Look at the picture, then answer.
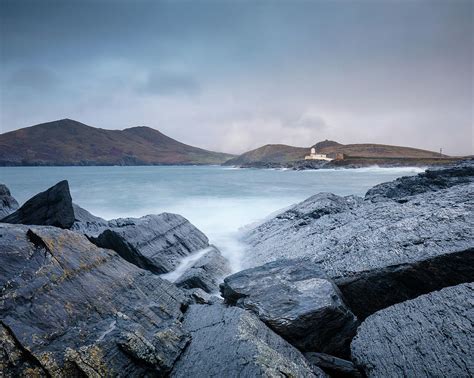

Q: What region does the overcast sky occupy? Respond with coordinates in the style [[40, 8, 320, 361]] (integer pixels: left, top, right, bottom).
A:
[[0, 0, 472, 155]]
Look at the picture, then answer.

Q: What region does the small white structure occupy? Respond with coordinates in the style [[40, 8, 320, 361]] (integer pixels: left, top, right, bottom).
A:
[[305, 148, 333, 161]]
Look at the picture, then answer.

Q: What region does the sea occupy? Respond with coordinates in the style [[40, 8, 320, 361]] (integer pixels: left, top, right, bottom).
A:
[[0, 165, 424, 272]]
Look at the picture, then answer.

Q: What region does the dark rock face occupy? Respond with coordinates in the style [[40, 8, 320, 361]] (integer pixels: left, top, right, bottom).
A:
[[0, 223, 188, 376], [304, 352, 362, 378], [351, 283, 474, 377], [1, 180, 75, 228], [174, 247, 231, 293], [71, 203, 110, 236], [220, 260, 358, 356], [365, 159, 474, 202], [171, 304, 326, 377], [243, 162, 474, 318], [0, 184, 19, 218], [90, 213, 210, 274]]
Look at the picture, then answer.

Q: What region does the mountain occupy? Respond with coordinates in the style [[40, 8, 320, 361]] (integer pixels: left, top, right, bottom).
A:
[[224, 139, 450, 167], [0, 119, 234, 166]]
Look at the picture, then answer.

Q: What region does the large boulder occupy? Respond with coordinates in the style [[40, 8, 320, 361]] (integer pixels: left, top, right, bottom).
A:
[[304, 352, 363, 378], [351, 283, 474, 377], [0, 223, 188, 376], [220, 260, 358, 357], [1, 180, 75, 228], [0, 183, 19, 218], [70, 203, 110, 236], [90, 213, 210, 274], [170, 304, 326, 377], [172, 247, 231, 293], [243, 162, 474, 318]]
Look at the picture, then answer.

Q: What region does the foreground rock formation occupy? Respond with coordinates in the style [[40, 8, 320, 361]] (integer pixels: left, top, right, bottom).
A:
[[0, 184, 18, 218]]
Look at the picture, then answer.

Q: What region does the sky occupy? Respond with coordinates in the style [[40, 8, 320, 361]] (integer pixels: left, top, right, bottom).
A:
[[0, 0, 472, 155]]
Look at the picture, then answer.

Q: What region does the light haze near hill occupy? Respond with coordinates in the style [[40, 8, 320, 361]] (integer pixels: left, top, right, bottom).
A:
[[0, 0, 472, 155]]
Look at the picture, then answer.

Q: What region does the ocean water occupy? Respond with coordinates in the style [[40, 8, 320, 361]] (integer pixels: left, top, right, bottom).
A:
[[0, 165, 423, 271]]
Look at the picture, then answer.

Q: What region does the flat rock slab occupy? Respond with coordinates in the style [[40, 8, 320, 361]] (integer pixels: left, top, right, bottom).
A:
[[351, 283, 474, 377], [304, 352, 362, 378], [1, 180, 74, 228], [174, 247, 231, 293], [171, 304, 326, 377], [90, 213, 210, 274], [0, 223, 188, 376], [221, 260, 358, 357], [0, 183, 19, 218]]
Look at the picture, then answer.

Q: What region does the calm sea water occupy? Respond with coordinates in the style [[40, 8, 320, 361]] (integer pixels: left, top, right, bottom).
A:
[[0, 165, 423, 271]]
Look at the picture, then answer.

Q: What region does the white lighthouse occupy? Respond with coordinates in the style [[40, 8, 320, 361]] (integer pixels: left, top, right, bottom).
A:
[[305, 147, 332, 161]]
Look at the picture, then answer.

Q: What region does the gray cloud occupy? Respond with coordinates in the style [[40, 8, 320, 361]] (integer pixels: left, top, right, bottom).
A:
[[138, 71, 200, 97]]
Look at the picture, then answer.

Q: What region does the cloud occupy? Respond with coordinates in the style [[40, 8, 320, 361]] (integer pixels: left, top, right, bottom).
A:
[[138, 70, 201, 97], [6, 67, 60, 92]]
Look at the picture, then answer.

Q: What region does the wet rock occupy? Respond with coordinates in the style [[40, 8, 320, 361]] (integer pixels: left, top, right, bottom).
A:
[[1, 180, 75, 228], [304, 352, 362, 378], [0, 183, 19, 218], [175, 247, 231, 293], [70, 203, 109, 236], [220, 260, 358, 357], [351, 283, 474, 377], [244, 162, 474, 318], [365, 159, 474, 202], [90, 213, 210, 274], [171, 304, 326, 377], [0, 223, 188, 376]]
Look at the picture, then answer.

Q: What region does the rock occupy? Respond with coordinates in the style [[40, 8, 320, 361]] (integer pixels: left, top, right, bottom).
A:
[[0, 223, 188, 376], [220, 260, 358, 357], [243, 162, 474, 318], [304, 352, 362, 378], [90, 213, 210, 274], [0, 183, 19, 218], [174, 247, 231, 293], [1, 180, 75, 228], [171, 304, 326, 377], [351, 283, 474, 377], [365, 159, 474, 202], [70, 203, 109, 236]]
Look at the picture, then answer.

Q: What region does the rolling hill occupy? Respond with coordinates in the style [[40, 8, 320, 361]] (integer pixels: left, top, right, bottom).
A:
[[0, 119, 234, 166]]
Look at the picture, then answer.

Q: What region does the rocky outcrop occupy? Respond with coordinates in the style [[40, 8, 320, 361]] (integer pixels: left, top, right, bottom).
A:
[[221, 260, 358, 357], [0, 223, 188, 376], [304, 352, 362, 378], [71, 203, 110, 236], [170, 304, 326, 377], [0, 184, 19, 218], [174, 247, 231, 293], [351, 283, 474, 377], [243, 162, 474, 318], [90, 213, 210, 274], [1, 180, 75, 228], [365, 159, 474, 202]]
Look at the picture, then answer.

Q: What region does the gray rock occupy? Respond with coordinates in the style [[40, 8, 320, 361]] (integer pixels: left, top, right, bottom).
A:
[[1, 180, 75, 228], [351, 283, 474, 377], [243, 162, 474, 318], [0, 183, 19, 218], [90, 213, 210, 274], [175, 247, 231, 293], [304, 352, 362, 378], [171, 304, 326, 377], [365, 159, 474, 202], [220, 260, 358, 357], [70, 203, 110, 236], [0, 223, 188, 376]]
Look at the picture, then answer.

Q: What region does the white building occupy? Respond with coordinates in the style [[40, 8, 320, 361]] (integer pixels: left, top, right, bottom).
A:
[[305, 147, 333, 161]]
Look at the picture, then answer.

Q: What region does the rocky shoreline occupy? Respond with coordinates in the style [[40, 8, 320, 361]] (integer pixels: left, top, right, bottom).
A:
[[1, 160, 473, 377]]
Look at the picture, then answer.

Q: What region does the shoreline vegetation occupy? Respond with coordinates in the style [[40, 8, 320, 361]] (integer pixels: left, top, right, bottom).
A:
[[0, 119, 469, 168], [0, 159, 472, 376]]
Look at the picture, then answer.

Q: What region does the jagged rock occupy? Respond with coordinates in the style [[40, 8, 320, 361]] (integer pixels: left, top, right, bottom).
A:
[[366, 159, 474, 202], [90, 213, 210, 274], [174, 247, 231, 293], [220, 260, 358, 357], [1, 180, 75, 228], [70, 203, 109, 236], [171, 304, 326, 377], [243, 162, 474, 318], [0, 223, 188, 376], [351, 283, 474, 377], [0, 184, 19, 218], [304, 352, 362, 378]]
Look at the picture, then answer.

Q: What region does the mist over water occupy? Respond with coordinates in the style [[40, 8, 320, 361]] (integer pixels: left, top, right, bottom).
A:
[[0, 165, 423, 272]]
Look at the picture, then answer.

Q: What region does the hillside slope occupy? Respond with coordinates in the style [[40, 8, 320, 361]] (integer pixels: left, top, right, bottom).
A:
[[0, 119, 234, 166]]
